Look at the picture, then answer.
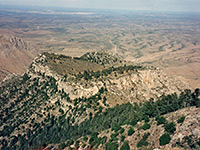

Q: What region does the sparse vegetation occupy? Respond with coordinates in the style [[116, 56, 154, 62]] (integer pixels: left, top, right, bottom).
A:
[[165, 122, 176, 134], [120, 141, 130, 150], [137, 133, 150, 148], [74, 64, 143, 80], [43, 52, 143, 82], [105, 141, 118, 150], [177, 116, 185, 124], [127, 127, 134, 136], [156, 116, 166, 125]]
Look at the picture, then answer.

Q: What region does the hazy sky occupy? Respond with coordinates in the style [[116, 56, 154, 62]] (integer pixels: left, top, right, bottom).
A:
[[1, 0, 200, 12]]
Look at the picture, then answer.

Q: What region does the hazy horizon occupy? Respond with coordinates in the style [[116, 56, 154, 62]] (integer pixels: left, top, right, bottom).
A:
[[0, 0, 200, 13]]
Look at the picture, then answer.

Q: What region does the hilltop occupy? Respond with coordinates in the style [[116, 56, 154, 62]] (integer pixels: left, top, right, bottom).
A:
[[0, 52, 199, 150], [28, 52, 190, 102]]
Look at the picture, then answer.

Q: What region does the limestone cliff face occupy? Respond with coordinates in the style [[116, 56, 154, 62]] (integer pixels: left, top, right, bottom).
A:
[[106, 69, 190, 103], [28, 53, 190, 104], [28, 54, 104, 100]]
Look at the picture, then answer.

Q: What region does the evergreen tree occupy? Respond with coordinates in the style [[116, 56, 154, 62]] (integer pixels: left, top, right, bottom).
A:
[[120, 141, 130, 150]]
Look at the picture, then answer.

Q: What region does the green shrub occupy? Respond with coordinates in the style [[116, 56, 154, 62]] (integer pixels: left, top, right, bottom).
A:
[[66, 140, 74, 146], [142, 123, 150, 130], [143, 115, 150, 123], [128, 127, 134, 136], [177, 116, 185, 124], [182, 135, 200, 149], [121, 135, 125, 142], [130, 119, 137, 126], [156, 116, 166, 125], [165, 122, 176, 134], [112, 124, 121, 132], [101, 136, 107, 144], [111, 132, 119, 141], [160, 133, 171, 145], [83, 136, 88, 142], [58, 142, 66, 149], [75, 140, 80, 148], [120, 128, 125, 134], [137, 132, 150, 148], [105, 141, 118, 150], [59, 108, 64, 114], [89, 132, 98, 145], [120, 141, 130, 150]]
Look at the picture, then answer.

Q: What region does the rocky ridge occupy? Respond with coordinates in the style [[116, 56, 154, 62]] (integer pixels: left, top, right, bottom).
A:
[[0, 35, 38, 81], [28, 52, 190, 104]]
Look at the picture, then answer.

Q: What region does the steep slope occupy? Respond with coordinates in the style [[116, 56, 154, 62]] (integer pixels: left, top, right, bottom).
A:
[[71, 106, 200, 150], [0, 52, 198, 150], [0, 35, 38, 81]]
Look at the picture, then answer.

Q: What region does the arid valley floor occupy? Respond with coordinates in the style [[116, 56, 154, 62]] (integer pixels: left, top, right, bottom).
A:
[[0, 7, 200, 88]]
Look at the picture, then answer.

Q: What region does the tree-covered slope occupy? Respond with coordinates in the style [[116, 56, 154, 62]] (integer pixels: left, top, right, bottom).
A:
[[0, 52, 199, 150]]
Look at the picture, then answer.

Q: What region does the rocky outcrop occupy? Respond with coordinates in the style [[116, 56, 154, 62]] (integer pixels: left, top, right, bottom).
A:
[[0, 35, 34, 51], [28, 53, 190, 103], [106, 69, 190, 103], [28, 54, 103, 100], [0, 35, 38, 81]]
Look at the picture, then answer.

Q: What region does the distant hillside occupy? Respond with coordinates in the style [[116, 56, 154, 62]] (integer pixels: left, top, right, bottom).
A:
[[0, 52, 199, 150], [0, 35, 38, 81]]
